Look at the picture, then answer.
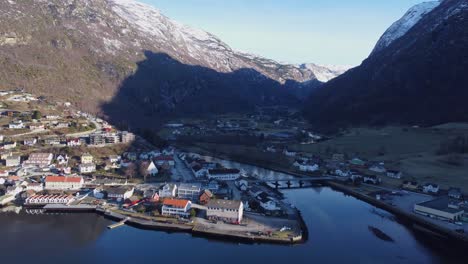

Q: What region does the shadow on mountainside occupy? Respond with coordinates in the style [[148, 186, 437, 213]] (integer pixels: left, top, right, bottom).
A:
[[100, 51, 315, 137]]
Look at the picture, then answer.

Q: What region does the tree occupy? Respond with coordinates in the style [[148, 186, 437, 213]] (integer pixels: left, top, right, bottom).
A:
[[124, 163, 137, 179], [32, 110, 42, 120], [139, 161, 150, 182]]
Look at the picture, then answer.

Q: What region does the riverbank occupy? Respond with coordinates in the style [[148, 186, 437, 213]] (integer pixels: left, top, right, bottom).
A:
[[328, 182, 468, 244]]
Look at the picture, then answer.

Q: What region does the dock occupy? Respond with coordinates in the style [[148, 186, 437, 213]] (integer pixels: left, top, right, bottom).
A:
[[108, 217, 130, 229]]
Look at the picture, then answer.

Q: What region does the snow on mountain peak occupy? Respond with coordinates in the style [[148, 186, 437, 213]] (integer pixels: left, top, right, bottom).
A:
[[372, 1, 441, 54], [299, 63, 352, 82]]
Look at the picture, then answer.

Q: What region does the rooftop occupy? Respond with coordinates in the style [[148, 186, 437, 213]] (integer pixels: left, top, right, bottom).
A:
[[163, 198, 190, 208], [45, 176, 83, 183], [207, 199, 242, 210], [416, 196, 464, 214]]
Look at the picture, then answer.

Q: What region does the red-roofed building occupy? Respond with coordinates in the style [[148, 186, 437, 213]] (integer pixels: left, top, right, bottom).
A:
[[161, 198, 191, 217], [45, 176, 84, 190]]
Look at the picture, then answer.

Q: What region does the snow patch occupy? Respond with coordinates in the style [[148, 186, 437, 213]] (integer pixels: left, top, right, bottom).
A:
[[372, 1, 441, 54]]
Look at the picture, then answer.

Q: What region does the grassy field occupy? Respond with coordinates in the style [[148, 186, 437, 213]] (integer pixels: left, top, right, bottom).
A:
[[290, 125, 468, 190]]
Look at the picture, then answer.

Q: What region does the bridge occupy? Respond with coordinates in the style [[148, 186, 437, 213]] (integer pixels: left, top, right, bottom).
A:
[[245, 176, 336, 184]]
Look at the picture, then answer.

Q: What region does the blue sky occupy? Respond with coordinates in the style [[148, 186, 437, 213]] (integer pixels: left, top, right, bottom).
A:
[[140, 0, 423, 66]]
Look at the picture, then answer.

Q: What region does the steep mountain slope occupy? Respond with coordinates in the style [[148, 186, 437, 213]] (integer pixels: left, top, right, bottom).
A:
[[304, 0, 468, 129], [0, 0, 345, 123], [298, 63, 352, 82], [372, 0, 441, 54]]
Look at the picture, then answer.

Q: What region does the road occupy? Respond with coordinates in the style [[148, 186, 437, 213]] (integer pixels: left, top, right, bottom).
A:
[[171, 155, 195, 182]]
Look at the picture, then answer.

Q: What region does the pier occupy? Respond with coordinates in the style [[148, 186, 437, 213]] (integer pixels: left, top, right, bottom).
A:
[[108, 217, 130, 229]]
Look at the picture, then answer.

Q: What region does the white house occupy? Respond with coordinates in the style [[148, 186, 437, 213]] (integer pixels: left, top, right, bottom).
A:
[[44, 176, 84, 190], [5, 155, 21, 167], [177, 183, 202, 201], [55, 154, 69, 165], [24, 153, 53, 167], [161, 199, 191, 218], [386, 170, 402, 179], [145, 161, 159, 176], [207, 169, 240, 181], [369, 164, 386, 173], [206, 199, 243, 223], [294, 161, 319, 172], [334, 169, 350, 177], [8, 121, 24, 129], [106, 186, 134, 202], [67, 138, 81, 147], [423, 183, 440, 194], [79, 163, 96, 174], [283, 149, 297, 157], [159, 183, 177, 198], [363, 175, 381, 185]]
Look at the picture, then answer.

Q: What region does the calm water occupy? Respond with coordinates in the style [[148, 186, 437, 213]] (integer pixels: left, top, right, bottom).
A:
[[0, 187, 462, 264]]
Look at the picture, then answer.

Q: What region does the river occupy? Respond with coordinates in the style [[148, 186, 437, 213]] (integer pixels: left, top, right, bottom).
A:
[[0, 186, 462, 264]]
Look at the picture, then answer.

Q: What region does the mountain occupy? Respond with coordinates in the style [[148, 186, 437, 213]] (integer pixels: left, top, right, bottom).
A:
[[298, 63, 352, 82], [304, 0, 468, 130], [0, 0, 346, 126], [372, 0, 441, 54]]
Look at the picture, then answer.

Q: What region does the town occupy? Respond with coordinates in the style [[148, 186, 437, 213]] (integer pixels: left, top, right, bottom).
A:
[[0, 89, 467, 244]]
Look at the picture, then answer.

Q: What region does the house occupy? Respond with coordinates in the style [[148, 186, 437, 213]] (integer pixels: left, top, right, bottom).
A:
[[350, 158, 366, 167], [81, 153, 94, 164], [161, 199, 191, 218], [293, 161, 319, 172], [79, 163, 96, 174], [24, 153, 53, 167], [120, 131, 135, 144], [207, 169, 240, 181], [55, 122, 69, 128], [177, 183, 202, 201], [159, 183, 177, 198], [29, 124, 45, 131], [386, 170, 402, 179], [369, 163, 386, 173], [25, 194, 75, 205], [143, 161, 159, 176], [259, 196, 280, 211], [192, 164, 206, 178], [45, 115, 60, 120], [5, 155, 21, 167], [67, 138, 81, 147], [55, 154, 69, 165], [106, 186, 135, 202], [0, 170, 8, 177], [8, 120, 24, 129], [236, 179, 249, 191], [334, 169, 350, 177], [423, 183, 440, 194], [283, 149, 297, 157], [266, 146, 277, 153], [44, 176, 84, 190], [448, 187, 463, 200], [206, 199, 243, 223], [199, 189, 214, 205], [44, 137, 62, 145], [23, 138, 37, 146], [363, 175, 381, 185], [414, 197, 464, 221], [109, 155, 121, 164], [26, 182, 44, 192], [2, 141, 17, 150], [402, 181, 419, 190], [0, 151, 12, 160], [154, 155, 175, 167]]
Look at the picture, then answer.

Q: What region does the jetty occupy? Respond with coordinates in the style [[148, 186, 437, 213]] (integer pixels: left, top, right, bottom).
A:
[[108, 217, 130, 229]]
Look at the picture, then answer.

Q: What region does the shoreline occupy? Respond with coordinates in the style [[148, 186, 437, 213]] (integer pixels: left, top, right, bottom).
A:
[[327, 181, 468, 244], [95, 207, 304, 245]]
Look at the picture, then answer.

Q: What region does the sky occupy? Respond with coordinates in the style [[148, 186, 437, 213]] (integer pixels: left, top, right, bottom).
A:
[[140, 0, 425, 66]]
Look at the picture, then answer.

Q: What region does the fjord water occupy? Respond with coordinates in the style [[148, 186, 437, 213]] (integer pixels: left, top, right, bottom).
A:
[[1, 187, 460, 264]]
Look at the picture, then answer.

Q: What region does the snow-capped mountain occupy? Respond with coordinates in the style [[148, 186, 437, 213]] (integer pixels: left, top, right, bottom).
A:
[[0, 0, 348, 130], [299, 63, 352, 82], [372, 1, 441, 54], [108, 0, 344, 83]]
